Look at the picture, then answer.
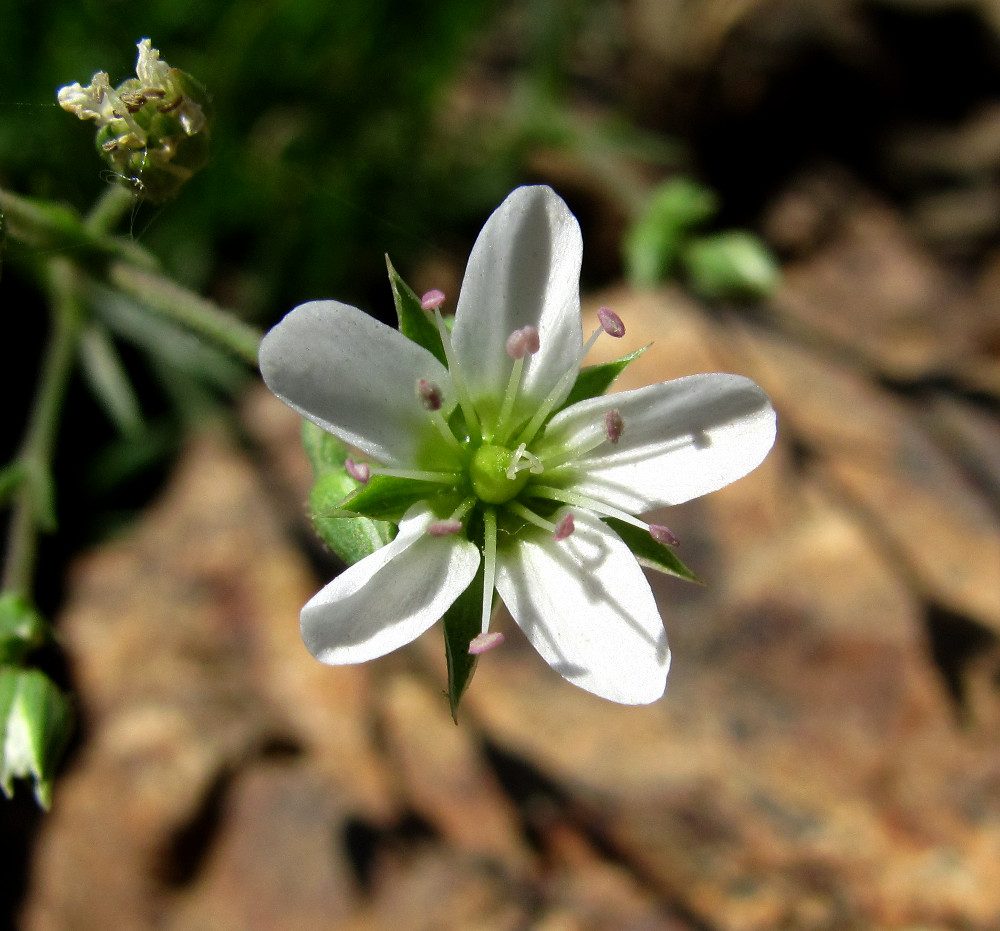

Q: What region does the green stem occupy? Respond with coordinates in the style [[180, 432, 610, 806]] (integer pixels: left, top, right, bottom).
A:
[[106, 262, 262, 367], [3, 258, 83, 594]]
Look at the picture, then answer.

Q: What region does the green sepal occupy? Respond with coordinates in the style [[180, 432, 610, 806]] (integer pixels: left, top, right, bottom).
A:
[[0, 668, 73, 809], [301, 421, 395, 566], [386, 256, 447, 365], [558, 346, 648, 413], [335, 474, 447, 523], [603, 517, 702, 582], [0, 592, 49, 666], [442, 563, 485, 723]]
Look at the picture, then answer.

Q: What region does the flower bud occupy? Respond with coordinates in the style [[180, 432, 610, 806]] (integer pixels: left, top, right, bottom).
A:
[[58, 38, 211, 202], [0, 668, 73, 809]]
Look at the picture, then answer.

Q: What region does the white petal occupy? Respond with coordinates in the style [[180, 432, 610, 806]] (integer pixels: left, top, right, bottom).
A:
[[540, 374, 776, 512], [301, 504, 481, 664], [452, 186, 583, 420], [495, 509, 669, 704], [259, 301, 454, 467]]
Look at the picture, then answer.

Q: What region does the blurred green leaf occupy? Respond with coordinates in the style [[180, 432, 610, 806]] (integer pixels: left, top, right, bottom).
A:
[[78, 324, 144, 438], [681, 231, 781, 301], [624, 178, 718, 288]]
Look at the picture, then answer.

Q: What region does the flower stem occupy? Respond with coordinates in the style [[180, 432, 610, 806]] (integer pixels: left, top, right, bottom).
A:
[[3, 258, 83, 594], [106, 262, 262, 366]]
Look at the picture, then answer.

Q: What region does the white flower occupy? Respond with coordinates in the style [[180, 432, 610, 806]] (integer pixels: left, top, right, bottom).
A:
[[259, 186, 776, 705]]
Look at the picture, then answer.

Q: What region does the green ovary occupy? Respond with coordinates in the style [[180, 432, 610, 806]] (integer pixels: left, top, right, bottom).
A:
[[470, 444, 530, 504]]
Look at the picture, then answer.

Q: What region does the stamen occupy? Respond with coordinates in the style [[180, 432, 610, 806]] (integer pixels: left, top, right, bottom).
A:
[[433, 309, 480, 434], [481, 508, 498, 635], [371, 467, 461, 484], [506, 501, 557, 533], [420, 289, 446, 310], [416, 378, 443, 410], [513, 322, 615, 448], [428, 519, 463, 537], [505, 325, 540, 359], [469, 631, 504, 655], [345, 458, 370, 484], [604, 409, 624, 444], [597, 306, 626, 338], [528, 485, 652, 533], [553, 513, 575, 541], [649, 524, 680, 546], [493, 326, 540, 442]]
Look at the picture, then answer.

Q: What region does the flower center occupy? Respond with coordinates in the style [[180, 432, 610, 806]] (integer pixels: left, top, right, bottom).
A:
[[470, 444, 531, 503]]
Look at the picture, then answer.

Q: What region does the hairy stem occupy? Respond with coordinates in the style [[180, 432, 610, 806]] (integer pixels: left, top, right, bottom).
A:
[[3, 258, 83, 593], [107, 262, 262, 366]]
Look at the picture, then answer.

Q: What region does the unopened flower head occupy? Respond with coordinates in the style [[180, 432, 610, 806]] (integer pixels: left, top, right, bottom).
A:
[[260, 186, 776, 706], [57, 38, 210, 202]]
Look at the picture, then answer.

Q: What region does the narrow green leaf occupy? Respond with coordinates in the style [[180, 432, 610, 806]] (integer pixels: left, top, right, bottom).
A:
[[78, 324, 144, 438], [0, 461, 26, 507], [558, 346, 648, 413], [603, 517, 702, 582], [386, 255, 447, 365], [442, 564, 484, 722], [309, 471, 395, 566]]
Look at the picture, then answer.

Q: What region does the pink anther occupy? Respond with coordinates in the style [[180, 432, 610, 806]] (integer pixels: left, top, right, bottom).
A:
[[506, 325, 541, 359], [417, 378, 443, 411], [428, 519, 463, 537], [553, 513, 575, 541], [420, 289, 446, 311], [345, 458, 371, 484], [649, 524, 679, 546], [604, 409, 624, 444], [597, 306, 626, 338], [468, 631, 505, 655]]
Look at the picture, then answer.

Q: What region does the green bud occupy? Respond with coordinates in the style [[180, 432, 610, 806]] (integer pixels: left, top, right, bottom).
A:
[[57, 38, 211, 202], [0, 668, 73, 809], [624, 178, 719, 287], [681, 231, 781, 301], [0, 592, 49, 666]]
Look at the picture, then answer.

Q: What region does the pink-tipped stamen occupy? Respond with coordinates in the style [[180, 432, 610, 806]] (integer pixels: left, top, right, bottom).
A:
[[597, 306, 626, 338], [428, 519, 463, 537], [505, 325, 540, 359], [469, 631, 505, 654], [420, 289, 446, 311], [345, 458, 370, 484], [649, 524, 680, 546], [604, 409, 624, 444], [417, 378, 443, 411], [553, 513, 575, 541]]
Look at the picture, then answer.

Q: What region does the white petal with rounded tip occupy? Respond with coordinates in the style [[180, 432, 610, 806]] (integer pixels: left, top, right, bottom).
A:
[[495, 508, 669, 704], [452, 186, 583, 422], [540, 374, 776, 512], [301, 504, 480, 665], [259, 301, 454, 467]]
